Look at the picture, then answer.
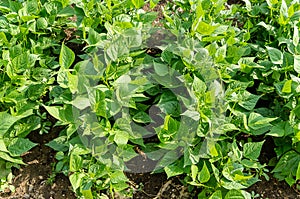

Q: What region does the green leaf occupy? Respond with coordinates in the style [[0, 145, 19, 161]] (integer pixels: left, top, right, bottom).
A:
[[273, 150, 300, 178], [87, 28, 102, 45], [157, 91, 180, 116], [131, 0, 144, 9], [209, 190, 222, 199], [110, 170, 128, 183], [222, 180, 247, 189], [280, 0, 288, 18], [46, 136, 68, 152], [243, 141, 264, 160], [198, 161, 210, 183], [296, 162, 300, 180], [266, 46, 283, 65], [282, 80, 292, 93], [59, 43, 75, 69], [36, 17, 48, 29], [155, 150, 179, 170], [238, 91, 260, 111], [294, 55, 300, 74], [196, 21, 217, 35], [293, 23, 299, 46], [267, 121, 293, 137], [153, 61, 169, 76], [132, 112, 152, 123], [8, 138, 37, 157], [0, 151, 24, 164], [82, 189, 93, 199], [114, 131, 129, 146], [70, 153, 83, 172], [224, 190, 245, 199], [248, 112, 276, 135], [0, 139, 8, 153], [43, 105, 75, 123], [69, 172, 85, 191], [164, 163, 184, 178], [191, 164, 198, 182], [0, 112, 18, 137], [193, 76, 207, 94]]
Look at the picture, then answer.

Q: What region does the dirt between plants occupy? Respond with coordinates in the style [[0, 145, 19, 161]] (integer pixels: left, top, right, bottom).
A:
[[0, 1, 299, 198], [0, 128, 76, 199], [0, 127, 299, 199]]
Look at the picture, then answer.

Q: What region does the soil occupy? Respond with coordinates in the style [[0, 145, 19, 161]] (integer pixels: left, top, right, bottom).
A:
[[0, 128, 76, 199], [0, 1, 299, 199], [0, 126, 299, 199]]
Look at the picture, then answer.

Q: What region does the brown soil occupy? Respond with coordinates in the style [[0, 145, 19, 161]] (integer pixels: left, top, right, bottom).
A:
[[0, 128, 76, 199], [0, 1, 299, 198], [1, 139, 299, 199], [247, 176, 300, 199]]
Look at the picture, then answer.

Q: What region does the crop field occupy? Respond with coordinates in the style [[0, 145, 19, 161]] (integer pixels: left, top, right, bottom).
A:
[[0, 0, 300, 198]]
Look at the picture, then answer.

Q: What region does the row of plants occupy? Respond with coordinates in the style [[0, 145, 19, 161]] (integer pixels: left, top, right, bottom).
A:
[[0, 0, 299, 198]]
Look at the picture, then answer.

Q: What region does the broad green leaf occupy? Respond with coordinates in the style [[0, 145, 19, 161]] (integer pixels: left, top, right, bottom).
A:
[[234, 173, 253, 181], [36, 17, 48, 29], [57, 6, 75, 17], [273, 150, 300, 177], [46, 136, 68, 152], [193, 76, 207, 94], [163, 115, 179, 132], [266, 46, 283, 65], [191, 164, 198, 182], [131, 0, 144, 9], [248, 112, 276, 135], [211, 163, 220, 182], [294, 105, 300, 119], [196, 21, 217, 35], [26, 84, 46, 101], [72, 96, 90, 110], [132, 112, 152, 123], [238, 91, 260, 111], [0, 151, 24, 165], [293, 23, 299, 46], [70, 153, 83, 172], [267, 121, 293, 137], [155, 150, 179, 170], [0, 139, 8, 153], [280, 0, 288, 18], [8, 138, 37, 157], [296, 162, 300, 180], [164, 163, 184, 178], [157, 91, 180, 116], [0, 112, 18, 138], [87, 28, 102, 45], [43, 106, 62, 121], [69, 172, 85, 191], [110, 170, 128, 183], [106, 38, 129, 62], [282, 80, 292, 93], [114, 131, 129, 146], [67, 72, 78, 93], [198, 161, 210, 183], [153, 61, 169, 76], [294, 55, 300, 74], [59, 43, 75, 69], [82, 189, 93, 199], [224, 190, 245, 199], [209, 190, 222, 199], [43, 105, 75, 123], [221, 180, 247, 190]]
